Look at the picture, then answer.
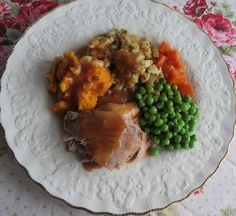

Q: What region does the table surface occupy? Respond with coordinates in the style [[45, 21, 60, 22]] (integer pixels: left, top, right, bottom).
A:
[[0, 0, 236, 215]]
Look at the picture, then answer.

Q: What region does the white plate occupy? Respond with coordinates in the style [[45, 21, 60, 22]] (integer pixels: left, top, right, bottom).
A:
[[0, 0, 235, 214]]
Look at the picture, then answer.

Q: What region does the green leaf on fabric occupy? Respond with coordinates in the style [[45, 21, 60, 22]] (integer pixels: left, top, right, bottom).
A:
[[220, 205, 236, 216], [0, 148, 7, 157], [6, 28, 22, 43], [215, 9, 224, 16], [219, 45, 236, 56], [222, 2, 231, 10], [214, 2, 235, 19], [232, 20, 236, 27], [3, 3, 19, 18]]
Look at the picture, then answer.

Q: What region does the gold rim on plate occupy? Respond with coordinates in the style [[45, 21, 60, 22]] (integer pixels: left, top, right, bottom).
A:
[[1, 1, 235, 215]]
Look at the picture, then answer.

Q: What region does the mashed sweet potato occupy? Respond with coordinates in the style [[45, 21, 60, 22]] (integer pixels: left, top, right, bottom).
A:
[[47, 52, 113, 113]]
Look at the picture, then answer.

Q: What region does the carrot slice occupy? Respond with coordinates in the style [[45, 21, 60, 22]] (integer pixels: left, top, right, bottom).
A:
[[172, 60, 184, 70], [178, 84, 195, 97], [162, 64, 175, 78], [166, 50, 180, 63], [167, 69, 187, 85], [155, 54, 168, 68], [159, 41, 172, 54]]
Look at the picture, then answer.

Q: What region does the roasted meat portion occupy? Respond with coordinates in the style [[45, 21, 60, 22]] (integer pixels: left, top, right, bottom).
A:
[[64, 103, 148, 169]]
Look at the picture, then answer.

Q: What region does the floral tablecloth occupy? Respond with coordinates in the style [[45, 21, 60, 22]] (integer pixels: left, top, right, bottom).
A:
[[0, 0, 236, 215]]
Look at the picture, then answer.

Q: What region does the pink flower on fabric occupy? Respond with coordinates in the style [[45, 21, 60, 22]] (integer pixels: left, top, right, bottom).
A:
[[210, 1, 217, 6], [0, 0, 59, 32], [223, 55, 236, 82], [194, 13, 236, 46], [183, 0, 208, 17], [0, 2, 12, 17]]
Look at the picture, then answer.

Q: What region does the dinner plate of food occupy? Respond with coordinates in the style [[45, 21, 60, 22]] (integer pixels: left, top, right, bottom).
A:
[[0, 0, 235, 214]]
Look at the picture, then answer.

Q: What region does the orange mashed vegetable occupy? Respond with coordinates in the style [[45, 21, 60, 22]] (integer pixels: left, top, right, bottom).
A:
[[47, 51, 113, 113]]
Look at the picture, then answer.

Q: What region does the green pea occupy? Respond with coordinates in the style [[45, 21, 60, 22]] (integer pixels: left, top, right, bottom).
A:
[[165, 145, 174, 150], [155, 112, 161, 119], [189, 141, 195, 148], [162, 138, 170, 146], [156, 102, 164, 109], [182, 142, 189, 149], [135, 93, 142, 100], [189, 118, 196, 127], [182, 135, 190, 144], [168, 112, 175, 119], [166, 89, 174, 96], [152, 136, 160, 145], [175, 113, 182, 119], [161, 112, 168, 119], [174, 143, 181, 149], [166, 131, 173, 139], [144, 128, 150, 134], [161, 124, 169, 132], [153, 128, 161, 135], [174, 135, 182, 143], [175, 105, 182, 113], [168, 121, 175, 129], [172, 132, 177, 136], [155, 83, 164, 92], [168, 106, 175, 114], [146, 84, 155, 93], [154, 119, 164, 127], [190, 134, 197, 142], [178, 119, 185, 127], [181, 103, 190, 112], [144, 113, 150, 119], [160, 93, 168, 102], [164, 83, 171, 91], [149, 147, 159, 156], [149, 115, 156, 122], [138, 86, 146, 95], [189, 125, 194, 132], [172, 118, 178, 124], [146, 95, 154, 106], [174, 96, 182, 104], [149, 106, 157, 115], [166, 101, 174, 108], [173, 124, 181, 132], [184, 125, 189, 132], [189, 106, 197, 114], [153, 96, 158, 103], [183, 95, 192, 103], [194, 109, 200, 118], [172, 84, 178, 91], [183, 114, 191, 122], [159, 78, 167, 85], [138, 100, 145, 107], [179, 128, 186, 135], [139, 118, 146, 126], [142, 107, 148, 112]]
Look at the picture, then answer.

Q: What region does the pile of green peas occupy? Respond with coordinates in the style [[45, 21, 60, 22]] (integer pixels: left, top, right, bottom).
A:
[[135, 78, 199, 156]]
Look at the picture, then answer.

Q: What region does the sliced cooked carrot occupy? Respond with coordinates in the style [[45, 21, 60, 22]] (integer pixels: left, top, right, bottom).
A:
[[166, 50, 180, 63], [162, 64, 175, 77], [155, 54, 168, 68], [159, 41, 172, 54], [172, 60, 184, 70], [167, 70, 187, 85], [178, 84, 195, 97]]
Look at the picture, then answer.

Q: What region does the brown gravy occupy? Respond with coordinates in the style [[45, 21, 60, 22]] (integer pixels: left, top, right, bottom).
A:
[[115, 49, 138, 83], [83, 162, 101, 171]]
